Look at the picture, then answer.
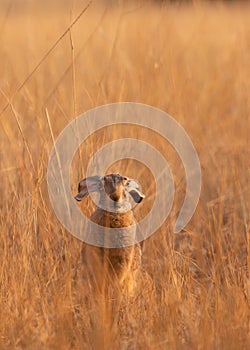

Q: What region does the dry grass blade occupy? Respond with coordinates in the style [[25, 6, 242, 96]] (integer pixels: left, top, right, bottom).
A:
[[0, 1, 249, 349]]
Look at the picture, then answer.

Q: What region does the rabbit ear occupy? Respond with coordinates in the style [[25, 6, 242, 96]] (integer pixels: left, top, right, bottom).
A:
[[126, 179, 145, 203], [74, 175, 101, 201]]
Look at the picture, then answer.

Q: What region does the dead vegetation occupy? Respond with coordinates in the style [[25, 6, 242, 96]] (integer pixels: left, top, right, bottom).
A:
[[0, 1, 249, 349]]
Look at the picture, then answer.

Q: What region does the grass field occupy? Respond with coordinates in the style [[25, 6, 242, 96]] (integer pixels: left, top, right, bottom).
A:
[[0, 0, 249, 349]]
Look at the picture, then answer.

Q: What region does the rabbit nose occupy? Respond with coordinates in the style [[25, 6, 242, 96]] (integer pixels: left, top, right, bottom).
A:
[[109, 193, 120, 202]]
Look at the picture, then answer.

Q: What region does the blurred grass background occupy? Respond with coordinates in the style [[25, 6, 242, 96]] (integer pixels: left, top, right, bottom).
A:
[[0, 0, 249, 349]]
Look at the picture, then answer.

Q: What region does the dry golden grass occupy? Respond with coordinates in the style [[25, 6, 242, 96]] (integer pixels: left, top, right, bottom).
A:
[[0, 1, 249, 349]]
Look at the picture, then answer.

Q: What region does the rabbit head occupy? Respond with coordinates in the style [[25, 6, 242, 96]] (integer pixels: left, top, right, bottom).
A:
[[74, 173, 145, 211]]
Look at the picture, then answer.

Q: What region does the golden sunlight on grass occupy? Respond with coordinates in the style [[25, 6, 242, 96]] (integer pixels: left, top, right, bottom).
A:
[[0, 1, 249, 349]]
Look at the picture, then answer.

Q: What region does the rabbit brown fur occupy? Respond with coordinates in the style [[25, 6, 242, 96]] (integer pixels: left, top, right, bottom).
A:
[[75, 174, 155, 340], [75, 174, 145, 291]]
